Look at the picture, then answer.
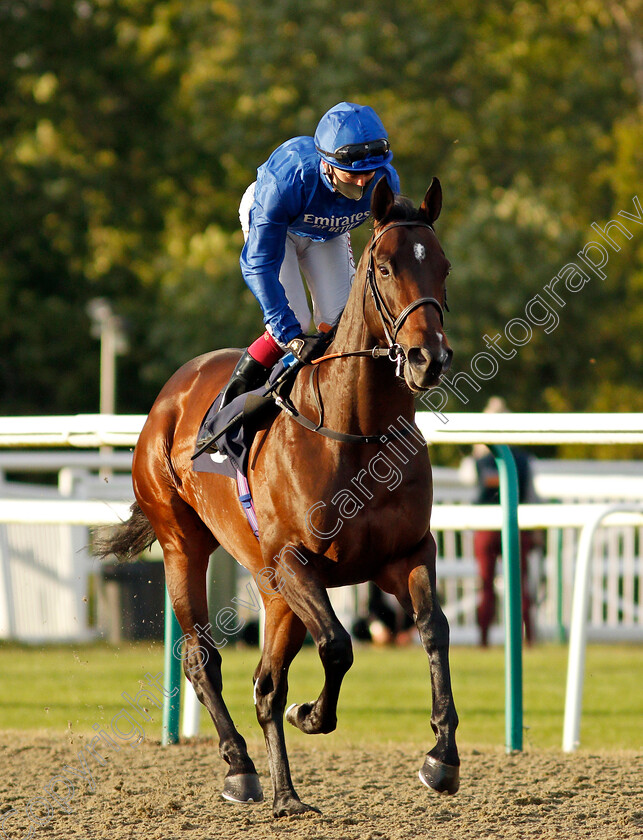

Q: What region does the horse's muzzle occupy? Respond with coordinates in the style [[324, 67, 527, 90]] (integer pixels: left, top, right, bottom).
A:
[[404, 344, 453, 391]]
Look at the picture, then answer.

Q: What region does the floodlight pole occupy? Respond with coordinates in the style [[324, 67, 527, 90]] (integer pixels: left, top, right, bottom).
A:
[[87, 298, 127, 478]]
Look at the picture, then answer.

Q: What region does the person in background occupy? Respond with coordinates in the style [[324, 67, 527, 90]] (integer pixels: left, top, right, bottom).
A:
[[472, 397, 540, 647], [196, 101, 399, 453], [352, 583, 415, 646]]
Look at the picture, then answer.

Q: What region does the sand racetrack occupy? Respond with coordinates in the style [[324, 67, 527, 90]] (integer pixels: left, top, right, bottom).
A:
[[1, 732, 641, 839]]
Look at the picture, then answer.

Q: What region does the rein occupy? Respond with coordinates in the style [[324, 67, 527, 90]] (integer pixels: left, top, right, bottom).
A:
[[274, 393, 415, 445], [274, 365, 416, 445], [275, 219, 446, 444]]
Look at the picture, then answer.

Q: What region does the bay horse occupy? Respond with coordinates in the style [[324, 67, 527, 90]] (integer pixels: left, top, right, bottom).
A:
[[96, 176, 459, 817]]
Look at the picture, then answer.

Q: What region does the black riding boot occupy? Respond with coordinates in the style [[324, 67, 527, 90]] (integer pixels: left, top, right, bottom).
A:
[[218, 350, 270, 410], [194, 350, 269, 453]]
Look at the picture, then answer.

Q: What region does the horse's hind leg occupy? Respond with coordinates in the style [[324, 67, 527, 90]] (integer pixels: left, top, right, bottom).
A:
[[252, 597, 312, 817], [144, 496, 263, 803], [379, 536, 460, 795]]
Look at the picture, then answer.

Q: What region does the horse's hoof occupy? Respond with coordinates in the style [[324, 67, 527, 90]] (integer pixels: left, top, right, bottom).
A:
[[418, 755, 460, 795], [286, 701, 335, 734], [286, 701, 314, 732], [221, 773, 264, 804], [286, 701, 309, 721], [273, 797, 320, 818]]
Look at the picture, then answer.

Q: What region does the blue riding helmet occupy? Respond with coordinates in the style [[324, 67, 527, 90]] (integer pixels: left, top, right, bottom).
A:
[[314, 102, 393, 172]]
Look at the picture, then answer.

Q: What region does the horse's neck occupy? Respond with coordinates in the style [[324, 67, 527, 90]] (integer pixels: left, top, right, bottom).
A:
[[309, 284, 416, 436]]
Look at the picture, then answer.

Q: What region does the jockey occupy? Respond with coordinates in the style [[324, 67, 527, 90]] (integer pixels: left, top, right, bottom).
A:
[[196, 102, 399, 452]]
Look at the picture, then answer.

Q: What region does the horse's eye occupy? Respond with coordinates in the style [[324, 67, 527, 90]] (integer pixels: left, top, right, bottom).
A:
[[378, 265, 390, 277]]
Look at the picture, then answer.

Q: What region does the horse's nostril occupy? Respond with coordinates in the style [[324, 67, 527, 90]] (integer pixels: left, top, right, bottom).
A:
[[407, 347, 431, 368], [408, 346, 452, 371], [441, 347, 454, 372]]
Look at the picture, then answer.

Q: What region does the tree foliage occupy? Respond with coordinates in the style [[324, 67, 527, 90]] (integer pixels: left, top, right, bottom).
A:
[[0, 0, 640, 430]]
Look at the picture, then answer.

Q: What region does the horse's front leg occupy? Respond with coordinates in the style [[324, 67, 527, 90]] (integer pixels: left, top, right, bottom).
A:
[[253, 596, 314, 817], [379, 535, 460, 795], [410, 560, 460, 793]]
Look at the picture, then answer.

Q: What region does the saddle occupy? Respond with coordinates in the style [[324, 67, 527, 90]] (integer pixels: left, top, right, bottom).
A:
[[191, 354, 300, 478]]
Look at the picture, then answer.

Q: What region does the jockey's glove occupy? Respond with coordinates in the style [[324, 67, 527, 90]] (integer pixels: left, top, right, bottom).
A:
[[287, 331, 333, 364]]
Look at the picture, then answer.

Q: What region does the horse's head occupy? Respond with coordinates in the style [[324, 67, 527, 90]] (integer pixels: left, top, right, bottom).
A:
[[364, 177, 453, 391]]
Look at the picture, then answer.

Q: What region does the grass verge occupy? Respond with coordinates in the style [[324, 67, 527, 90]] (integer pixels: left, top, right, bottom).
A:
[[0, 642, 640, 752]]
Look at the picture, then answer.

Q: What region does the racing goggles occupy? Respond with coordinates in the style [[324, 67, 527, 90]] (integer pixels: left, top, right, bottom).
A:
[[317, 138, 390, 167]]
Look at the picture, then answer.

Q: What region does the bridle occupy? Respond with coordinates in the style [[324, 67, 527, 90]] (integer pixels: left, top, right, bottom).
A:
[[364, 220, 446, 374], [269, 218, 451, 445], [313, 219, 448, 377], [366, 220, 445, 338]]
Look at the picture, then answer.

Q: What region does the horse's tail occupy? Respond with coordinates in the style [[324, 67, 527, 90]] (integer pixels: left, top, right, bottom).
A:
[[92, 502, 157, 562]]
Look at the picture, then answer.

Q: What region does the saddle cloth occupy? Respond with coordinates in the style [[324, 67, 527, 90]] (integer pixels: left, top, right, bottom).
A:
[[191, 357, 301, 540]]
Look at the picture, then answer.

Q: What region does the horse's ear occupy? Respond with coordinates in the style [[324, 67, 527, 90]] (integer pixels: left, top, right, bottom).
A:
[[419, 177, 442, 226], [371, 176, 395, 225]]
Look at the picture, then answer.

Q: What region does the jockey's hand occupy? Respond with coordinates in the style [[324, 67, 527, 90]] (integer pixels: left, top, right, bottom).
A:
[[287, 331, 332, 364]]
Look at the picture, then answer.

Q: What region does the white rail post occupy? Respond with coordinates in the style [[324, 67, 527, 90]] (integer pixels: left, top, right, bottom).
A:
[[562, 503, 643, 752], [182, 677, 201, 738]]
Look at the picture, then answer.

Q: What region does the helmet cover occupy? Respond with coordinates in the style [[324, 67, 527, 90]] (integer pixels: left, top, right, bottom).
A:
[[314, 102, 393, 171]]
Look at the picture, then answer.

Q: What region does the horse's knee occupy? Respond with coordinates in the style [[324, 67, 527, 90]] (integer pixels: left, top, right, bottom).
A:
[[416, 605, 450, 648], [183, 639, 223, 692], [409, 563, 437, 600], [318, 627, 353, 673], [253, 671, 281, 725]]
